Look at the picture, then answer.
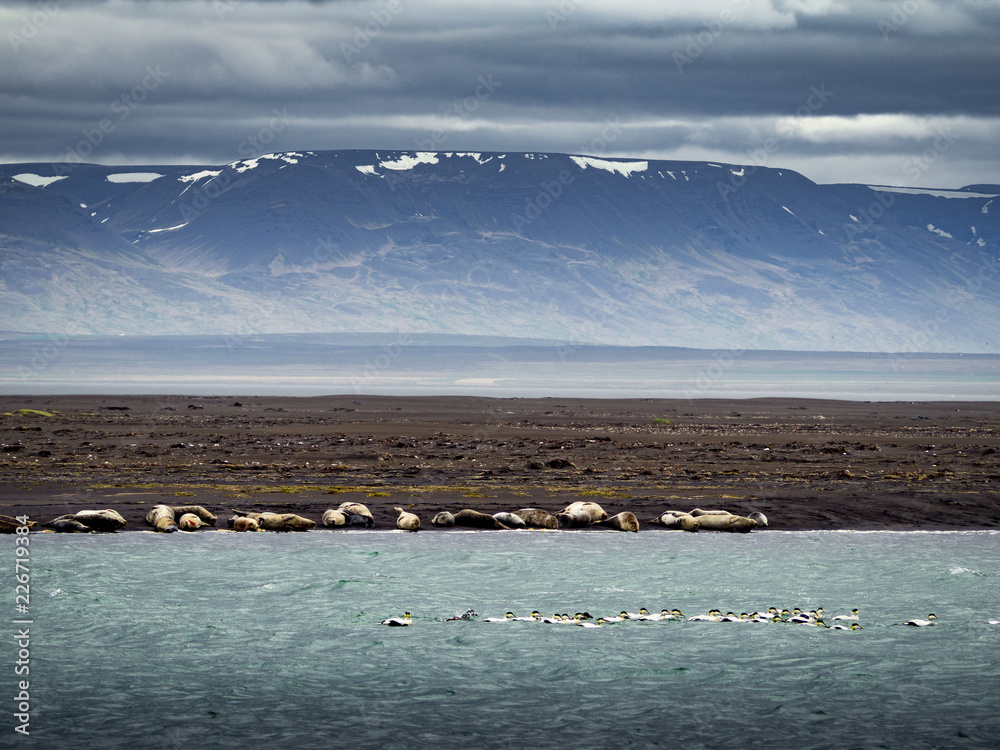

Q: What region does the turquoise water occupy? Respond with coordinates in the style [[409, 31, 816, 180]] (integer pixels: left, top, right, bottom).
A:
[[8, 530, 1000, 748]]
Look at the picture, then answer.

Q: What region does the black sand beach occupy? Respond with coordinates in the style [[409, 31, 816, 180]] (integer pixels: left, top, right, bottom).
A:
[[2, 395, 999, 532]]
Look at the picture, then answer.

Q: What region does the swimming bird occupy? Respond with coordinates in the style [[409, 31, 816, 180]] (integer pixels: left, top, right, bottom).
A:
[[515, 611, 543, 622], [606, 611, 632, 622], [380, 612, 412, 627], [483, 612, 516, 623], [625, 608, 651, 619], [831, 622, 863, 631], [688, 609, 724, 622], [446, 609, 477, 621], [903, 614, 938, 627], [832, 609, 860, 622]]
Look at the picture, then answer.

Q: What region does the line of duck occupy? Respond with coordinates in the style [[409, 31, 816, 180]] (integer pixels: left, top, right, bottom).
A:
[[382, 608, 948, 629]]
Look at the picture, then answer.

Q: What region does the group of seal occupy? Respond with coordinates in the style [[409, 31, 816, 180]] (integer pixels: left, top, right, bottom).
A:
[[428, 502, 642, 532], [650, 508, 767, 533], [37, 501, 768, 534]]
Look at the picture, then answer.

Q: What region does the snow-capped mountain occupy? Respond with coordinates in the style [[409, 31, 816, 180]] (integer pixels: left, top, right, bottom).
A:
[[2, 150, 998, 352]]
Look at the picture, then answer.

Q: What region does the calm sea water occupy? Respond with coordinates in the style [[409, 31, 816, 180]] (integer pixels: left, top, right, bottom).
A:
[[8, 530, 1000, 748]]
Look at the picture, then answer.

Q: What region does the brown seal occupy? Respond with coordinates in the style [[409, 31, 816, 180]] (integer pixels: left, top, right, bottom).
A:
[[48, 517, 94, 533], [453, 509, 506, 529], [257, 512, 316, 532], [689, 512, 757, 533], [232, 516, 260, 532], [394, 507, 420, 531], [170, 505, 217, 526], [145, 504, 179, 533], [512, 508, 559, 529], [559, 501, 608, 523], [66, 509, 127, 533], [599, 511, 640, 532], [556, 508, 592, 529]]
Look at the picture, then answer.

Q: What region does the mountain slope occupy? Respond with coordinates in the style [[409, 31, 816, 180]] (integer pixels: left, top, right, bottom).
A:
[[1, 151, 997, 351]]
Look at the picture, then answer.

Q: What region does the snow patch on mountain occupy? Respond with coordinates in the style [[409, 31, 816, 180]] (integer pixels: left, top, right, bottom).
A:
[[12, 173, 68, 188], [106, 172, 162, 183], [570, 156, 647, 177], [179, 170, 222, 183]]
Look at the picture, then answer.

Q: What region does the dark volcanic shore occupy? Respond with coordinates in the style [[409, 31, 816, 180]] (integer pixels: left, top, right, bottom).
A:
[[2, 394, 999, 532]]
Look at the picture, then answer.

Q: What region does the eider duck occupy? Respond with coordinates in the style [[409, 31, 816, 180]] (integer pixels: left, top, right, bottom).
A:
[[380, 612, 412, 627], [903, 614, 938, 627]]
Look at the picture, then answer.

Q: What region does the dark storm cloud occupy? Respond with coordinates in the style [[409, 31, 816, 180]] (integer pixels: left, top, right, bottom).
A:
[[1, 0, 998, 187]]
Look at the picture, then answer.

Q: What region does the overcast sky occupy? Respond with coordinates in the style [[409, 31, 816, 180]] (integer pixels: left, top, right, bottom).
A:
[[2, 0, 998, 187]]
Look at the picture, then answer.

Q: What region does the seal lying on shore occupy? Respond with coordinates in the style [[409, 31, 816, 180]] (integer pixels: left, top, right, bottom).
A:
[[559, 501, 609, 524], [232, 516, 260, 532], [51, 509, 127, 533], [650, 511, 700, 532], [688, 509, 758, 533], [431, 511, 455, 527], [556, 507, 593, 529], [170, 505, 217, 526], [145, 504, 179, 533], [178, 513, 208, 531], [394, 507, 420, 531], [493, 512, 526, 528], [453, 509, 507, 529], [321, 509, 349, 527], [230, 510, 316, 532], [47, 517, 94, 533], [512, 508, 559, 529], [338, 502, 375, 528], [597, 511, 640, 533]]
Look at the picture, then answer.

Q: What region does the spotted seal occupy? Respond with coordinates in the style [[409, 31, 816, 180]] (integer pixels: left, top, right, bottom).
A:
[[512, 508, 559, 529], [431, 511, 455, 527]]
